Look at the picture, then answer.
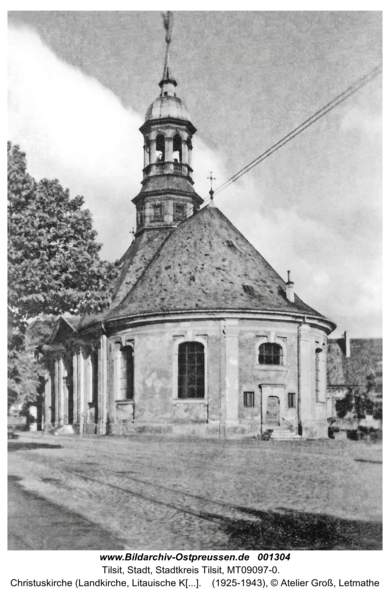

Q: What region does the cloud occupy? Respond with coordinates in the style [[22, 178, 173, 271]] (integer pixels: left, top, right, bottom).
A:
[[341, 105, 382, 138], [8, 24, 381, 338]]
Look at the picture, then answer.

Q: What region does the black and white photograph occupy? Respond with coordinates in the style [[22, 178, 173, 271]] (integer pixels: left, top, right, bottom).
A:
[[6, 4, 384, 584]]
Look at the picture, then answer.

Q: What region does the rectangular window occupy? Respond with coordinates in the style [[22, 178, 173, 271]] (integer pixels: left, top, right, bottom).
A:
[[151, 203, 163, 222], [174, 203, 186, 221], [178, 342, 205, 399], [243, 391, 255, 407], [138, 208, 145, 226], [288, 392, 296, 408]]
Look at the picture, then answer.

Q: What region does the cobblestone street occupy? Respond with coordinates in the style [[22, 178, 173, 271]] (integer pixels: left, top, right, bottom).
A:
[[8, 432, 382, 550]]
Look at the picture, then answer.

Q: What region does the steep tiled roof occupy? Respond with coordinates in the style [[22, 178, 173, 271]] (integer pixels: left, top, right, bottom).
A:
[[107, 205, 331, 323], [78, 229, 172, 331]]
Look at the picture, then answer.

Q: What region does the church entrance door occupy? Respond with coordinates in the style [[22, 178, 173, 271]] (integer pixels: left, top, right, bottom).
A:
[[266, 396, 279, 425]]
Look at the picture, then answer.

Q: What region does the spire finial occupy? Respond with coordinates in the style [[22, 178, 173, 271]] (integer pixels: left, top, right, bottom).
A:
[[207, 172, 216, 206], [160, 12, 177, 88], [162, 11, 173, 44]]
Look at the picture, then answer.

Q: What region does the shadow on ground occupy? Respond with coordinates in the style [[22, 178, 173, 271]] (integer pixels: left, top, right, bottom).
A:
[[203, 505, 382, 550], [8, 442, 63, 452], [8, 475, 126, 551]]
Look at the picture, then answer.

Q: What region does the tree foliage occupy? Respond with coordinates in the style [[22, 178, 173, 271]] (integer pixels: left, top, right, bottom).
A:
[[8, 142, 119, 407], [8, 142, 118, 322], [335, 384, 377, 424]]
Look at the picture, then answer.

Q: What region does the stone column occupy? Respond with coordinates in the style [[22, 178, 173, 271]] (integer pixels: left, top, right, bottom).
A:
[[72, 352, 78, 425], [165, 137, 173, 163], [143, 144, 149, 168], [225, 320, 239, 427], [53, 358, 59, 427], [299, 324, 311, 435], [98, 335, 108, 435], [44, 367, 52, 432], [149, 138, 156, 164], [86, 354, 93, 408], [182, 140, 189, 165], [187, 142, 193, 169], [219, 321, 227, 438], [58, 357, 65, 426], [78, 349, 85, 435]]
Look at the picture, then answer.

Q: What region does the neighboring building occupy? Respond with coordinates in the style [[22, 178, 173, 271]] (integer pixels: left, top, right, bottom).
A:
[[42, 34, 337, 439], [327, 332, 382, 428]]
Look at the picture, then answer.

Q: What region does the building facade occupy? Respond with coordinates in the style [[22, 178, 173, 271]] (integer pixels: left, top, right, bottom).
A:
[[43, 40, 336, 439]]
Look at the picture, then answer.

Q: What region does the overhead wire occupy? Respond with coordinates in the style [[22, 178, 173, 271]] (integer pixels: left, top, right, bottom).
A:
[[202, 63, 382, 202], [121, 63, 382, 260]]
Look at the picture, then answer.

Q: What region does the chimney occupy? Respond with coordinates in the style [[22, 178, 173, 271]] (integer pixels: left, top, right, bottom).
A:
[[344, 331, 351, 358], [286, 270, 294, 302]]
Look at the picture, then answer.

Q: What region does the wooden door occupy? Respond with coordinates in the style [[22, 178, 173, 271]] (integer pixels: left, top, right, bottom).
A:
[[266, 396, 279, 425]]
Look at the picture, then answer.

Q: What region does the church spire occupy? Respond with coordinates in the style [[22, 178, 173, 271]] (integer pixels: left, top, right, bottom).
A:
[[132, 12, 203, 236], [160, 12, 177, 89]]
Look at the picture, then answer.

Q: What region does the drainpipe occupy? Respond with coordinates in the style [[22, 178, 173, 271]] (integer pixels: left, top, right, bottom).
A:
[[219, 319, 226, 439], [297, 323, 302, 436], [258, 384, 263, 435]]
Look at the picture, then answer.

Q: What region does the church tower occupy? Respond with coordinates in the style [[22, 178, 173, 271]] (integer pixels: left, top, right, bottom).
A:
[[44, 12, 336, 441], [132, 13, 203, 235]]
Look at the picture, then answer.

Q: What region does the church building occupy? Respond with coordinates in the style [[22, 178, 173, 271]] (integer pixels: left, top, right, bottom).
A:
[[43, 28, 336, 439]]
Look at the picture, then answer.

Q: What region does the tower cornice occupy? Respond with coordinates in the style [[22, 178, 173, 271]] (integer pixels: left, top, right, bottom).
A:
[[140, 117, 196, 136]]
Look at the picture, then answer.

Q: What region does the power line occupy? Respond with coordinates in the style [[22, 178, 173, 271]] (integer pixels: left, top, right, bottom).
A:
[[121, 64, 382, 262], [203, 63, 382, 202]]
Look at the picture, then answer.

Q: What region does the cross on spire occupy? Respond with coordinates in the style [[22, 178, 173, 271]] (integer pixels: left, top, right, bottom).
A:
[[207, 172, 216, 202], [160, 12, 176, 87], [162, 11, 173, 44]]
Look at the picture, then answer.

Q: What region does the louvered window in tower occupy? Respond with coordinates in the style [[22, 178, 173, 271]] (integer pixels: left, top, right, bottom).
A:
[[258, 343, 283, 366], [156, 134, 165, 162], [178, 342, 205, 399], [173, 134, 182, 163], [174, 203, 186, 221], [151, 203, 163, 222]]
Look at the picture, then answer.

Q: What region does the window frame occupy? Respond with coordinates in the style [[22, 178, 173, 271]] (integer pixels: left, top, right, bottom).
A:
[[177, 341, 205, 400], [151, 203, 163, 223], [287, 392, 296, 408], [243, 391, 255, 407], [258, 342, 283, 366], [173, 203, 186, 221]]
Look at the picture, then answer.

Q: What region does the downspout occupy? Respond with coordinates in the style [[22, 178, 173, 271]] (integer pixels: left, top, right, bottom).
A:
[[297, 323, 302, 436], [219, 319, 226, 439], [259, 384, 263, 436]]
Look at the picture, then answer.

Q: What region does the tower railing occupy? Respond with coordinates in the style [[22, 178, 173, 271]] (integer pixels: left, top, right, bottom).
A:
[[143, 162, 190, 177]]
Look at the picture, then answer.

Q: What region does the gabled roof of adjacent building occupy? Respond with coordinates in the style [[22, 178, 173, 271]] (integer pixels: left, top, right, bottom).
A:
[[327, 337, 382, 389]]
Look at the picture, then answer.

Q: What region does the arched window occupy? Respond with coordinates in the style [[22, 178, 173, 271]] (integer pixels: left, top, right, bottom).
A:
[[156, 134, 165, 162], [178, 342, 205, 399], [173, 134, 182, 163], [258, 343, 283, 365], [119, 346, 134, 400]]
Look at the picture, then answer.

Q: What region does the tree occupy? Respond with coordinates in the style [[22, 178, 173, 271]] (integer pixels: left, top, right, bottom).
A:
[[8, 142, 119, 409], [8, 143, 118, 322], [335, 387, 375, 427]]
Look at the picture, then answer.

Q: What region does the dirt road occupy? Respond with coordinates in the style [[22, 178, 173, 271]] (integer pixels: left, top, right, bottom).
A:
[[8, 432, 382, 550]]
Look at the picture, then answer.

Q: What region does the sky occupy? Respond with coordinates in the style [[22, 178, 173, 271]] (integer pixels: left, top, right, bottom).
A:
[[7, 10, 382, 338]]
